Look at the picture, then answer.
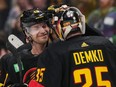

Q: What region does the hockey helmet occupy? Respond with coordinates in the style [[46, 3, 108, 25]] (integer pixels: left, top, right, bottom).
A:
[[20, 8, 48, 30], [47, 5, 85, 40]]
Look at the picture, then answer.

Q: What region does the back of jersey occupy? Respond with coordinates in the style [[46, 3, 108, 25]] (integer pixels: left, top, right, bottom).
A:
[[61, 36, 116, 87]]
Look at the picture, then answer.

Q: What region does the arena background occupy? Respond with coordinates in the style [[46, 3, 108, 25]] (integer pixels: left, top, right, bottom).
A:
[[0, 0, 116, 60]]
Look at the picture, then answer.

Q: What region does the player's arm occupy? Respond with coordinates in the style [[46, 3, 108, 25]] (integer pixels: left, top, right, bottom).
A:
[[0, 54, 9, 86], [104, 39, 116, 79], [0, 53, 29, 87], [0, 58, 4, 86], [0, 53, 19, 87], [29, 48, 62, 87]]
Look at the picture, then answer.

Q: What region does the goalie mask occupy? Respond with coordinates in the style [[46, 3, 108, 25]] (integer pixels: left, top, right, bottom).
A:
[[48, 5, 85, 40]]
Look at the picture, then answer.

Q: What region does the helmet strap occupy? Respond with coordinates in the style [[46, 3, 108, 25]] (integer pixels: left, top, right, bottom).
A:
[[63, 22, 80, 39], [63, 25, 72, 39], [24, 29, 33, 43]]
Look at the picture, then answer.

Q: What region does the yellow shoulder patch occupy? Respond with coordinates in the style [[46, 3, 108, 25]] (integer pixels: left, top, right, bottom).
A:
[[81, 42, 89, 47]]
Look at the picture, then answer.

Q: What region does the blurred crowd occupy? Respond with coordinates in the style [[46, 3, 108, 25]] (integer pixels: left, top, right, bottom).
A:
[[0, 0, 116, 58]]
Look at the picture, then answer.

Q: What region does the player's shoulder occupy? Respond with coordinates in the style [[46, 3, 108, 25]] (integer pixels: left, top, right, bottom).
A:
[[0, 49, 32, 63], [0, 53, 14, 69], [48, 40, 66, 50], [46, 36, 114, 53], [87, 36, 112, 45], [0, 53, 13, 62], [19, 49, 33, 59], [82, 36, 116, 50]]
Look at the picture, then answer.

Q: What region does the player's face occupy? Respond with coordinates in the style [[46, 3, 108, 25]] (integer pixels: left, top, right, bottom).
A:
[[29, 22, 49, 44]]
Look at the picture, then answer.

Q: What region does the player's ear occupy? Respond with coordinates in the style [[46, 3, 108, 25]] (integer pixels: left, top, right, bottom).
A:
[[27, 36, 33, 42], [25, 31, 29, 37], [24, 31, 33, 43]]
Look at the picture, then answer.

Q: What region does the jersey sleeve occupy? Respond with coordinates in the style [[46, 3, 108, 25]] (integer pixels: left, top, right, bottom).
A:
[[0, 54, 15, 86], [104, 40, 116, 80], [0, 54, 8, 84], [35, 48, 62, 87]]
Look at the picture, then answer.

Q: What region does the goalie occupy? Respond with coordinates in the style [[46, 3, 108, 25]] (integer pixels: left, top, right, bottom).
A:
[[29, 5, 116, 87]]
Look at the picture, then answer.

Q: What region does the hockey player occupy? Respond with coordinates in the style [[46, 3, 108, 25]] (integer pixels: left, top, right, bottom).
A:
[[29, 5, 116, 87], [0, 8, 50, 87]]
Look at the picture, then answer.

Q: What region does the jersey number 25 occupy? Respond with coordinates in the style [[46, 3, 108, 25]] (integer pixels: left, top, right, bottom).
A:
[[73, 66, 111, 87]]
